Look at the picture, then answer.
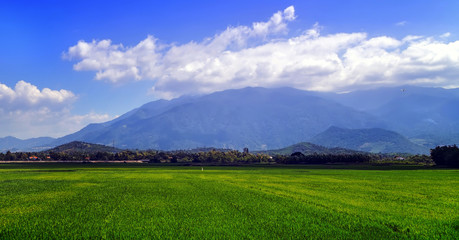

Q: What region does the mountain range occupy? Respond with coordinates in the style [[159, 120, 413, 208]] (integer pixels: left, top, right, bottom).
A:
[[0, 136, 55, 152], [309, 126, 429, 154], [315, 86, 459, 147], [1, 86, 458, 154], [49, 87, 383, 150], [255, 142, 362, 156]]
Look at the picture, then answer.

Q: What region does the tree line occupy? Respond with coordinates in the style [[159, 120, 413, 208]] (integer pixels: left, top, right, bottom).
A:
[[0, 149, 419, 165], [0, 150, 274, 163], [2, 145, 457, 166]]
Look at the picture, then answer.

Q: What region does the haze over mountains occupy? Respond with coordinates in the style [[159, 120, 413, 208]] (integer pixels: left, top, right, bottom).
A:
[[1, 86, 458, 154], [316, 86, 459, 148], [310, 126, 429, 154], [52, 87, 382, 150]]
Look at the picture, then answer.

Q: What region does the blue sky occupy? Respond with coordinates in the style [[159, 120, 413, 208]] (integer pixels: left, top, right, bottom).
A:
[[1, 0, 459, 138]]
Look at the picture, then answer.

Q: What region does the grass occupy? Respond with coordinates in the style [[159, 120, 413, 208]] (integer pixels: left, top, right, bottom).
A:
[[0, 163, 458, 239]]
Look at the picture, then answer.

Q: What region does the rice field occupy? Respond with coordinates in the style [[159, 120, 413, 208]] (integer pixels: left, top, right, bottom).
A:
[[0, 163, 458, 239]]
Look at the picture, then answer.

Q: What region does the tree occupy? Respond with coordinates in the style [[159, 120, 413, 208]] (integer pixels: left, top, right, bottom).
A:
[[430, 145, 459, 167], [5, 151, 16, 161], [291, 152, 305, 158]]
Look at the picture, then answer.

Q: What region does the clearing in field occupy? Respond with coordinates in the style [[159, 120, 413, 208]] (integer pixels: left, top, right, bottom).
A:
[[0, 164, 458, 239]]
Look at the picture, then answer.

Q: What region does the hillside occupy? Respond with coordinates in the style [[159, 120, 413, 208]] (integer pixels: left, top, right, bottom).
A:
[[310, 126, 429, 154], [256, 142, 362, 156], [2, 86, 459, 153], [44, 141, 122, 154], [370, 95, 459, 147], [316, 86, 459, 147], [52, 87, 382, 150], [0, 136, 55, 152]]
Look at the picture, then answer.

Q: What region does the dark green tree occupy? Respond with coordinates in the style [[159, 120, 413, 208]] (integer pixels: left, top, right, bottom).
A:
[[5, 151, 16, 161], [431, 145, 459, 167]]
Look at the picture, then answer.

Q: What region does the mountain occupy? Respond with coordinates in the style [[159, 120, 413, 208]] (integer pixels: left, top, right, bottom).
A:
[[44, 141, 122, 154], [315, 86, 459, 147], [309, 126, 429, 154], [255, 142, 361, 156], [52, 87, 383, 150], [0, 136, 55, 152], [316, 85, 459, 111], [369, 94, 459, 147], [53, 96, 195, 147], [3, 86, 458, 153]]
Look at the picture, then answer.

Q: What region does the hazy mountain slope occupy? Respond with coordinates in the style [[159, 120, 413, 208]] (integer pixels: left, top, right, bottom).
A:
[[318, 86, 459, 111], [5, 86, 458, 152], [0, 137, 27, 151], [318, 86, 459, 147], [256, 142, 361, 156], [310, 126, 429, 154], [60, 87, 383, 150], [52, 96, 194, 146], [370, 94, 459, 147], [0, 136, 55, 152], [44, 141, 122, 154]]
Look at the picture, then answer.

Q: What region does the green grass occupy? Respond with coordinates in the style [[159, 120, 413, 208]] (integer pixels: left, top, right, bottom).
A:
[[0, 164, 458, 239]]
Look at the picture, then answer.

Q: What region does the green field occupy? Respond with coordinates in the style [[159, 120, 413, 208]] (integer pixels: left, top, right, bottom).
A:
[[0, 164, 457, 239]]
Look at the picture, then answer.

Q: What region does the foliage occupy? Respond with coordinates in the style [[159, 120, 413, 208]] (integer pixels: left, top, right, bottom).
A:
[[0, 149, 377, 164], [0, 149, 275, 164], [0, 142, 440, 166], [405, 154, 435, 165], [431, 145, 459, 167], [370, 155, 434, 166], [44, 141, 122, 154], [0, 164, 457, 239], [275, 153, 373, 164]]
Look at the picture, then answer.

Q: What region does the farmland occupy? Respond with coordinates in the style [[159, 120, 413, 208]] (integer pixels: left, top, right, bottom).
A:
[[0, 164, 458, 239]]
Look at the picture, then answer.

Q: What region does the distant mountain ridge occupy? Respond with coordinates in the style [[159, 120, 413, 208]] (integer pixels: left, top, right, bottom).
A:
[[315, 86, 459, 147], [50, 87, 382, 150], [310, 126, 429, 154], [255, 142, 362, 156], [1, 86, 458, 153], [0, 136, 55, 152]]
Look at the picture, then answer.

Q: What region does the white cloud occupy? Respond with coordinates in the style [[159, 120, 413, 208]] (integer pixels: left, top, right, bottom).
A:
[[65, 6, 459, 99], [0, 80, 76, 110], [440, 32, 451, 38], [0, 108, 112, 139], [64, 36, 162, 83], [396, 21, 408, 26], [0, 81, 112, 138], [65, 6, 297, 86]]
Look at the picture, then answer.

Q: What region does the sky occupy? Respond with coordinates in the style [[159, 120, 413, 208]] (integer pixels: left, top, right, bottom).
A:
[[1, 0, 459, 139]]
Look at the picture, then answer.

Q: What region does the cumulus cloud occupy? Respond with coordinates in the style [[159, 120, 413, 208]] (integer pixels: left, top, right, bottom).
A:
[[65, 5, 459, 99], [0, 80, 76, 110], [64, 37, 162, 83], [0, 81, 112, 138], [64, 6, 296, 85]]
